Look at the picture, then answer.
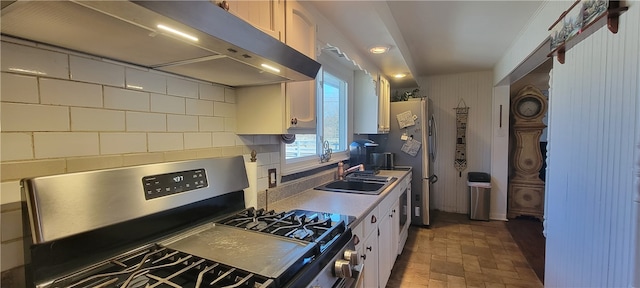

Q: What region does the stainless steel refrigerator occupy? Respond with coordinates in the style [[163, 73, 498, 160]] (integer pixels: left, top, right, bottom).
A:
[[373, 98, 437, 226]]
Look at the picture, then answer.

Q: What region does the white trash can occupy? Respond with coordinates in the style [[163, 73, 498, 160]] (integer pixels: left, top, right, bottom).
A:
[[468, 172, 491, 221]]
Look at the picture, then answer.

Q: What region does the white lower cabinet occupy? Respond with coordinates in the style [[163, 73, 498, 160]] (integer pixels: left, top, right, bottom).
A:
[[354, 172, 411, 288]]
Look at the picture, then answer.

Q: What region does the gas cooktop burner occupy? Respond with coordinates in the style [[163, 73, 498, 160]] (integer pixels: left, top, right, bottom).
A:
[[215, 208, 355, 250]]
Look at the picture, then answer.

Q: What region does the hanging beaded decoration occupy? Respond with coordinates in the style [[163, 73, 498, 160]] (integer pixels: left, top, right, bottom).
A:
[[454, 99, 469, 177]]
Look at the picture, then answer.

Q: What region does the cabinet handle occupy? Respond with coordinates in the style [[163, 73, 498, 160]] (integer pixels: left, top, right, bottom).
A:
[[290, 118, 298, 125], [389, 213, 393, 218], [366, 246, 372, 251], [361, 254, 367, 260], [370, 215, 377, 224]]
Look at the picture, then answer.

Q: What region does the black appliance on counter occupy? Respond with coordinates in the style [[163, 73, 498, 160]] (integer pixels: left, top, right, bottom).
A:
[[21, 156, 361, 288], [349, 139, 379, 172]]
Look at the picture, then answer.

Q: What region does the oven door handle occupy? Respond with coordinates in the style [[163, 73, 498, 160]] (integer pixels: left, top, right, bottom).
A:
[[352, 263, 365, 288]]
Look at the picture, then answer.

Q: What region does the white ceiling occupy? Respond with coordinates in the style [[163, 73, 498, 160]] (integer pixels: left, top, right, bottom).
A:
[[308, 1, 545, 88]]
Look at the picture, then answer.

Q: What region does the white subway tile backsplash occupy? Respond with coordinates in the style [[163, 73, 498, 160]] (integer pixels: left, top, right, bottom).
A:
[[122, 153, 165, 166], [40, 78, 103, 108], [167, 115, 198, 132], [199, 83, 225, 102], [70, 55, 125, 87], [1, 210, 23, 242], [254, 135, 274, 145], [214, 102, 236, 118], [71, 107, 125, 131], [256, 153, 270, 166], [151, 93, 185, 114], [167, 77, 198, 99], [213, 132, 236, 147], [270, 152, 281, 164], [186, 99, 214, 116], [1, 239, 24, 271], [125, 68, 166, 94], [257, 177, 269, 191], [100, 133, 147, 155], [0, 181, 21, 205], [184, 132, 213, 149], [104, 87, 150, 112], [1, 41, 69, 79], [224, 118, 236, 132], [237, 135, 254, 146], [1, 133, 33, 161], [1, 73, 39, 103], [224, 88, 236, 103], [66, 155, 124, 172], [148, 133, 183, 152], [199, 116, 225, 132], [1, 159, 66, 182], [34, 132, 99, 158], [1, 103, 69, 132], [126, 111, 166, 132]]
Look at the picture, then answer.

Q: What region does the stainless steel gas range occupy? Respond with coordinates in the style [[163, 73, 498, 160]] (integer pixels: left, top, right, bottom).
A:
[[21, 156, 362, 288]]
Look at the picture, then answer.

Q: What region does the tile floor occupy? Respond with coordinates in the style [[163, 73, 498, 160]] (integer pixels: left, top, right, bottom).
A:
[[386, 212, 544, 288]]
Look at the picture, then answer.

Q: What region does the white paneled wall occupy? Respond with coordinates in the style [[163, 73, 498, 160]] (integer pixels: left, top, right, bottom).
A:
[[545, 3, 640, 286], [0, 37, 281, 274], [418, 71, 494, 214]]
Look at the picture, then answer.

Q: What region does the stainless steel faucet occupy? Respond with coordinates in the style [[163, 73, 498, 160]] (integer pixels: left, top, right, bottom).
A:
[[338, 162, 364, 180]]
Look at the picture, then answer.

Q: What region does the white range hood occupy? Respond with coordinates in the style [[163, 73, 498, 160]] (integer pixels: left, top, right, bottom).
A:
[[0, 0, 321, 87]]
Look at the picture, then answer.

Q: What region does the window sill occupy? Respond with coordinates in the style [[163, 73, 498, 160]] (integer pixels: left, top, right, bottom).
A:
[[282, 151, 348, 177]]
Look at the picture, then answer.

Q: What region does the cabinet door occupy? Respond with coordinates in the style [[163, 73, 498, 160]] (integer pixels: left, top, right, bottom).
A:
[[285, 0, 316, 132], [378, 75, 391, 133], [353, 71, 378, 134], [236, 84, 286, 134], [378, 199, 399, 288], [362, 230, 379, 288], [226, 0, 283, 40]]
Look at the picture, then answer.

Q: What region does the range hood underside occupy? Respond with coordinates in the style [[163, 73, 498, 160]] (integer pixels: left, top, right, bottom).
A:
[[1, 1, 320, 87]]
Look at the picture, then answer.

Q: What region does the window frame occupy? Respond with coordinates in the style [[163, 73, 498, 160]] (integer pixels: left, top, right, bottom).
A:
[[281, 53, 353, 176]]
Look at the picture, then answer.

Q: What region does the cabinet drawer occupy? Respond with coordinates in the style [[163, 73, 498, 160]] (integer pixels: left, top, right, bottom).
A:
[[351, 221, 364, 253], [363, 206, 379, 238]]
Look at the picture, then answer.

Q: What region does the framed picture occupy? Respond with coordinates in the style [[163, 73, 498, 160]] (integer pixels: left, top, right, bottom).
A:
[[549, 0, 609, 52]]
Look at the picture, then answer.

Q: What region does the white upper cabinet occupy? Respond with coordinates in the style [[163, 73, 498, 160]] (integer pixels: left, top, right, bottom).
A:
[[225, 0, 284, 41], [235, 0, 317, 134], [284, 0, 317, 132], [354, 71, 391, 134]]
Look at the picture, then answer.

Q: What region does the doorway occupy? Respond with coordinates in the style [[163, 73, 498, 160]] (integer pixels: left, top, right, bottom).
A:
[[505, 58, 552, 283]]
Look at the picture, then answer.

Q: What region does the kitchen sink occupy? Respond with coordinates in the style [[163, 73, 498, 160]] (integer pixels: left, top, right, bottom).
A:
[[314, 177, 397, 195]]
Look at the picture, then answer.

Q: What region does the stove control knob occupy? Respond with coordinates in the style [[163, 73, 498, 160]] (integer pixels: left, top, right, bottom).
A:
[[343, 249, 359, 266], [334, 259, 352, 278]]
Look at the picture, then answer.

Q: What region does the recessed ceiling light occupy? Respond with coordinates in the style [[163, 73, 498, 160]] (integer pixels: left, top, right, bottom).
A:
[[369, 45, 390, 54], [394, 73, 407, 78]]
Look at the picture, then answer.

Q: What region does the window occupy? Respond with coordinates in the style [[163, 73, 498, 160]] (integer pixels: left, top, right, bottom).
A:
[[284, 65, 349, 173]]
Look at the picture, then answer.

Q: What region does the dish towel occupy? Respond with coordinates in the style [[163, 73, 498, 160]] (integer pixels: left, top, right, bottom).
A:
[[454, 99, 469, 177]]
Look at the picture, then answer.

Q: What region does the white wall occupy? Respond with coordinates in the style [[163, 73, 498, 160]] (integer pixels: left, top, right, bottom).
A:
[[417, 71, 494, 215], [544, 3, 640, 286]]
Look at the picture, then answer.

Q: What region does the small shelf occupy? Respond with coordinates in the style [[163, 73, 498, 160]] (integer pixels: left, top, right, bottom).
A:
[[547, 1, 628, 64]]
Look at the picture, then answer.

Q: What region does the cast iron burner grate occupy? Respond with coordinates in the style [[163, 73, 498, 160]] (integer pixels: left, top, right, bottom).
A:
[[47, 245, 274, 288]]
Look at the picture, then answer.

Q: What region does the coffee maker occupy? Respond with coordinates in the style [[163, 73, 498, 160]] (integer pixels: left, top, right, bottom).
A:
[[349, 139, 379, 172]]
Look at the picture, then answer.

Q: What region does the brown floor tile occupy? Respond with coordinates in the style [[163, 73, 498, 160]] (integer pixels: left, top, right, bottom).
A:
[[429, 279, 448, 288], [388, 212, 544, 288], [430, 259, 465, 277]]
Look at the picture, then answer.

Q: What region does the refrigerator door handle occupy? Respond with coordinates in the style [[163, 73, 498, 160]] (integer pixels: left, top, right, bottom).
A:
[[429, 115, 437, 161], [425, 174, 438, 184]]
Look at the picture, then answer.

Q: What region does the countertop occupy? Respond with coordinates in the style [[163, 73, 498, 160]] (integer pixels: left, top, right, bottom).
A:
[[268, 169, 412, 228]]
